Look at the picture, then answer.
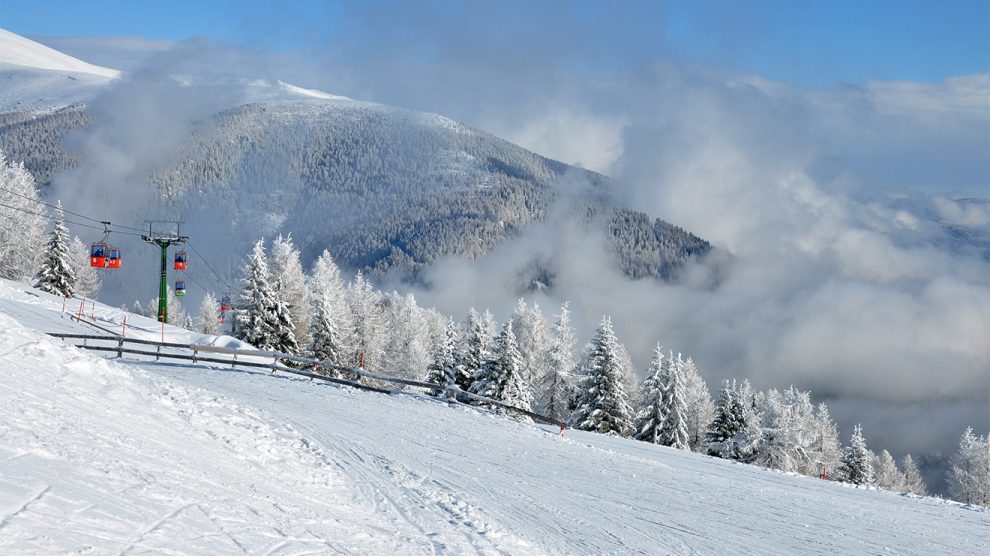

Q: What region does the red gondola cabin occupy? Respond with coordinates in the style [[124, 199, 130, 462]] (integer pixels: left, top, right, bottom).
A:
[[90, 243, 108, 267], [174, 251, 187, 270], [107, 247, 122, 269]]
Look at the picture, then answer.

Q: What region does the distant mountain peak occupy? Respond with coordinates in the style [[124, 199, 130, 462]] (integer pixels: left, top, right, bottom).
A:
[[0, 28, 121, 78]]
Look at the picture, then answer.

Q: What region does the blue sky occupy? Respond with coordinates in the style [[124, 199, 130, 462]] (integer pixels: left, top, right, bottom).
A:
[[2, 0, 987, 88]]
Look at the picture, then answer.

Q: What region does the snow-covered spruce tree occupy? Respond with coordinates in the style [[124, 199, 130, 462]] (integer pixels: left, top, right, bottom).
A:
[[568, 316, 633, 437], [947, 426, 990, 506], [536, 302, 577, 422], [458, 308, 488, 392], [471, 320, 532, 415], [841, 424, 874, 486], [873, 450, 905, 491], [308, 249, 352, 371], [236, 239, 279, 349], [272, 234, 311, 350], [511, 298, 550, 396], [707, 379, 748, 458], [33, 201, 75, 297], [182, 314, 194, 331], [811, 403, 842, 480], [197, 292, 221, 335], [346, 271, 385, 369], [269, 277, 300, 356], [633, 344, 667, 444], [145, 286, 187, 325], [425, 318, 459, 396], [379, 292, 432, 380], [680, 357, 714, 452], [479, 309, 498, 351], [0, 150, 46, 281], [901, 454, 927, 496], [68, 237, 101, 298], [750, 386, 821, 474], [658, 352, 691, 450]]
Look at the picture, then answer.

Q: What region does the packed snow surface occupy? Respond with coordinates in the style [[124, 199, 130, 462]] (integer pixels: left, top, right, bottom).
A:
[[0, 278, 986, 554]]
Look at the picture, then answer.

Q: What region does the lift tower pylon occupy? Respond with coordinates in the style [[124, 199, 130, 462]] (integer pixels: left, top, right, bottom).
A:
[[141, 221, 188, 323]]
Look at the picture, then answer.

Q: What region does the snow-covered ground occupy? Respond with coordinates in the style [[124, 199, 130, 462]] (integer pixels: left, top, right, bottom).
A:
[[0, 278, 987, 554]]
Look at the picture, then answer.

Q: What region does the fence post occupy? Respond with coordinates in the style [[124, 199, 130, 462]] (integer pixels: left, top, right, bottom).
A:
[[192, 348, 198, 364], [156, 344, 161, 361], [117, 337, 123, 358], [231, 353, 237, 369]]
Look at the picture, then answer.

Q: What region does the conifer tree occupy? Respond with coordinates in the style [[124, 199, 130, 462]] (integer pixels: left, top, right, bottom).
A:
[[633, 345, 667, 444], [537, 302, 577, 422], [68, 237, 101, 298], [658, 352, 691, 450], [236, 239, 279, 349], [346, 271, 385, 368], [873, 450, 904, 491], [458, 308, 488, 391], [0, 150, 46, 281], [471, 321, 532, 414], [707, 379, 748, 458], [272, 234, 311, 350], [841, 424, 874, 486], [947, 426, 990, 505], [308, 249, 351, 370], [34, 201, 75, 297], [269, 277, 299, 355], [680, 357, 714, 452], [426, 318, 459, 396], [901, 454, 927, 496], [197, 292, 221, 335], [568, 316, 633, 436]]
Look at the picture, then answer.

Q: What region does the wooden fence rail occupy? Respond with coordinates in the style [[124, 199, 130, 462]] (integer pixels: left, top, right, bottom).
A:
[[47, 332, 565, 427]]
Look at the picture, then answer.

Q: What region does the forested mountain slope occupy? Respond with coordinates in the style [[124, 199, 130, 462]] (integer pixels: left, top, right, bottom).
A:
[[1, 99, 710, 290]]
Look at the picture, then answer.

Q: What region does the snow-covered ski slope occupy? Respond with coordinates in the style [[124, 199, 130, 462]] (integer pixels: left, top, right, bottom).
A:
[[0, 279, 986, 555]]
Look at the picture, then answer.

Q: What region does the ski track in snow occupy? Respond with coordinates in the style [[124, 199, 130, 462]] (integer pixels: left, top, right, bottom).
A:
[[0, 278, 988, 554]]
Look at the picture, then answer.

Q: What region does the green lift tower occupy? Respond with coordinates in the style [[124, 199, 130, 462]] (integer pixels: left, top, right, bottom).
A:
[[141, 221, 187, 323]]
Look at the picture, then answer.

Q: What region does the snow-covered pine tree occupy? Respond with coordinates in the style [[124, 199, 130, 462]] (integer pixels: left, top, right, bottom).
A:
[[308, 249, 351, 370], [182, 314, 194, 330], [841, 424, 874, 486], [873, 450, 904, 491], [811, 402, 842, 480], [658, 352, 690, 450], [680, 357, 714, 452], [269, 277, 300, 355], [568, 316, 633, 437], [471, 321, 532, 415], [0, 150, 46, 281], [536, 302, 577, 422], [633, 344, 666, 444], [901, 454, 927, 496], [68, 237, 101, 298], [707, 379, 748, 458], [145, 286, 187, 325], [479, 309, 498, 352], [947, 426, 990, 506], [34, 201, 76, 297], [236, 239, 279, 349], [511, 298, 550, 396], [458, 308, 488, 391], [346, 271, 385, 369], [425, 318, 459, 396], [272, 234, 311, 350], [197, 292, 221, 335]]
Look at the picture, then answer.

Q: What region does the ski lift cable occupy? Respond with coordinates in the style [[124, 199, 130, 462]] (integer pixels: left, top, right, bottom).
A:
[[178, 269, 213, 295], [184, 239, 235, 290], [0, 200, 143, 236], [0, 187, 144, 235]]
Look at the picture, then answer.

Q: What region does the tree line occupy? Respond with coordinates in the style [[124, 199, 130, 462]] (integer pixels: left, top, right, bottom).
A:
[[226, 232, 988, 504]]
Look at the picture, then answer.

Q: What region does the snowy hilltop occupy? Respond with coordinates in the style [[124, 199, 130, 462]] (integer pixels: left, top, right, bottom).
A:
[[0, 277, 987, 554]]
